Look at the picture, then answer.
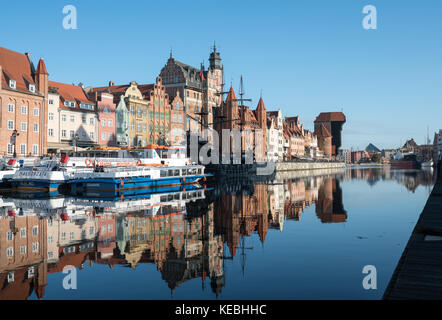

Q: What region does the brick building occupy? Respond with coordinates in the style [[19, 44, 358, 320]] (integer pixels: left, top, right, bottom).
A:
[[159, 46, 223, 136], [314, 112, 346, 158], [0, 47, 48, 156]]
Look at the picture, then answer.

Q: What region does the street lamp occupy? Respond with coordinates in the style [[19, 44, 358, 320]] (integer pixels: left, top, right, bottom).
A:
[[73, 133, 79, 153], [10, 129, 19, 158]]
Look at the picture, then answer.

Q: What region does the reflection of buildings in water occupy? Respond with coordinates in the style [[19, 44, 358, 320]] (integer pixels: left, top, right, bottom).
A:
[[344, 167, 436, 192], [214, 183, 268, 259], [0, 187, 225, 299], [315, 178, 347, 223], [0, 215, 47, 300]]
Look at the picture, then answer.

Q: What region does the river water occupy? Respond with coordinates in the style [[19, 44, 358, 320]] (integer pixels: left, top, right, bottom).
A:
[[0, 167, 435, 300]]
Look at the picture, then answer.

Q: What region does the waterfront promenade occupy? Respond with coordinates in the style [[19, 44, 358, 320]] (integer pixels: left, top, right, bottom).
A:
[[384, 163, 442, 299]]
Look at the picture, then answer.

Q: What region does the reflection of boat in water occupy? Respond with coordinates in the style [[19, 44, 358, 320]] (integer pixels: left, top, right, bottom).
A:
[[390, 153, 421, 169], [421, 160, 434, 168], [0, 185, 209, 219]]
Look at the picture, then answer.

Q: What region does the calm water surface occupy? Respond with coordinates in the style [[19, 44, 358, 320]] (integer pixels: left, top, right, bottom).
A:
[[0, 167, 435, 300]]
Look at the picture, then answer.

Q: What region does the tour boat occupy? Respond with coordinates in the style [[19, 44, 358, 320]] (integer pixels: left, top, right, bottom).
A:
[[10, 155, 94, 196], [10, 145, 210, 197], [0, 158, 41, 185], [390, 153, 421, 170]]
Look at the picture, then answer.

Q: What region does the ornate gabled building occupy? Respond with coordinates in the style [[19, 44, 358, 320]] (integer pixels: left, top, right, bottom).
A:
[[91, 77, 179, 147], [159, 45, 223, 136], [0, 47, 49, 156]]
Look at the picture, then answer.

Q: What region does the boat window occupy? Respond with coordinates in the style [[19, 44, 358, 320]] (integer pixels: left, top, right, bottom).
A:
[[174, 169, 180, 176], [174, 194, 180, 200], [168, 194, 173, 201], [197, 168, 202, 174], [160, 170, 167, 177], [168, 170, 173, 177], [160, 196, 167, 202]]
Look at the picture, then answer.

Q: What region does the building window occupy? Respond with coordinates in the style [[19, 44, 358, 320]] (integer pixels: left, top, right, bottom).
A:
[[103, 107, 110, 114], [49, 112, 54, 120], [173, 114, 177, 123], [61, 130, 66, 138], [70, 115, 75, 122], [20, 246, 26, 254], [6, 232, 13, 241], [82, 114, 86, 124], [29, 84, 35, 93], [101, 132, 106, 141], [49, 99, 54, 105], [33, 108, 39, 116], [21, 122, 27, 132], [7, 143, 13, 155], [9, 80, 16, 89], [70, 130, 74, 138], [61, 232, 66, 240], [20, 227, 26, 238], [108, 133, 113, 141], [61, 114, 66, 122], [8, 104, 14, 112], [108, 119, 113, 127], [33, 144, 38, 155], [90, 132, 94, 139], [32, 242, 39, 253], [7, 120, 14, 130], [33, 123, 38, 132], [20, 144, 26, 155], [6, 247, 13, 257], [82, 132, 86, 138], [21, 106, 27, 114], [90, 118, 94, 125]]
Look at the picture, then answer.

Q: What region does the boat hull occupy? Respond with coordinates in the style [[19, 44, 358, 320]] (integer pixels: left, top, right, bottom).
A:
[[67, 175, 207, 198], [390, 160, 421, 169]]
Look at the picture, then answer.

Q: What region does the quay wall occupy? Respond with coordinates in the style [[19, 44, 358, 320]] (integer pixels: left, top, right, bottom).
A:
[[275, 161, 346, 172]]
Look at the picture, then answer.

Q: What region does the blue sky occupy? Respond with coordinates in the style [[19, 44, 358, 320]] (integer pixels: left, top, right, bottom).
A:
[[1, 0, 441, 150]]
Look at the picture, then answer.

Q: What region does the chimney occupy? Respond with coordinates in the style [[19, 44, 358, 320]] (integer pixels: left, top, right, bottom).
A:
[[109, 81, 115, 86]]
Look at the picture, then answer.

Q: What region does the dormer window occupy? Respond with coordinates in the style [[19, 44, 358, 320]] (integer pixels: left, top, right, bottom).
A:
[[9, 80, 16, 89], [29, 84, 35, 93]]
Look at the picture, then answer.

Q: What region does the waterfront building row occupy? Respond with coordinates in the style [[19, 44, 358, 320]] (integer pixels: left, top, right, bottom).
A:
[[0, 44, 345, 159]]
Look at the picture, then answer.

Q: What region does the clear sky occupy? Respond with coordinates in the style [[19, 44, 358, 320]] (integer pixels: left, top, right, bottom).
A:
[[1, 0, 441, 150]]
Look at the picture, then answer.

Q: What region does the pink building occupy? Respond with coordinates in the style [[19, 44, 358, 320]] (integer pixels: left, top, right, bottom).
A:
[[89, 91, 116, 146]]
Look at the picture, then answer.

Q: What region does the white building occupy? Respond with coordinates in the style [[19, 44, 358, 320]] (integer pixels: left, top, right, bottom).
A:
[[267, 109, 284, 161]]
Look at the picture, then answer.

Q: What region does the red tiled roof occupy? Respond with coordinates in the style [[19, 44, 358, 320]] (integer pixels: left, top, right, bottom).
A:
[[0, 46, 35, 92], [49, 80, 95, 111], [256, 97, 266, 111], [314, 112, 346, 123], [226, 87, 237, 102], [36, 58, 48, 75]]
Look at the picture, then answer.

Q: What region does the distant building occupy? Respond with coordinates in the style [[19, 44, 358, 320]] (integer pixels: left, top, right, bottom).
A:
[[365, 143, 381, 153], [314, 112, 346, 158], [433, 130, 442, 162], [339, 149, 351, 164], [315, 124, 332, 159], [267, 110, 284, 161]]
